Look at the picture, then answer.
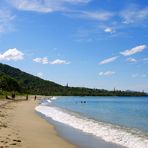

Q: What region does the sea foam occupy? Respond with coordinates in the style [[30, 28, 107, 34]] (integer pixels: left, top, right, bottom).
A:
[[35, 104, 148, 148], [50, 96, 57, 100]]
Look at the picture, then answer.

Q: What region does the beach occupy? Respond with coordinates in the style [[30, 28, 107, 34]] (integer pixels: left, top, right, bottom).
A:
[[1, 96, 148, 148], [0, 96, 75, 148]]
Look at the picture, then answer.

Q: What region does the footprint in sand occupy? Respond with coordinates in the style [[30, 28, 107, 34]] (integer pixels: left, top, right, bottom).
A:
[[0, 140, 4, 143], [13, 139, 21, 143], [10, 143, 17, 145]]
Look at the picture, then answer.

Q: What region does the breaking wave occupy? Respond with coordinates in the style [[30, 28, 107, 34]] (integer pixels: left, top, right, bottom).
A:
[[36, 102, 148, 148]]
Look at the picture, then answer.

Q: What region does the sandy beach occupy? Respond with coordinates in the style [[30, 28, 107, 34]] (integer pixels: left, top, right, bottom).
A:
[[0, 96, 75, 148]]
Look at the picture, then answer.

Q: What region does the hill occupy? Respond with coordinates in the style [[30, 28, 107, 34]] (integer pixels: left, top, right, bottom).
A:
[[0, 63, 147, 96], [0, 63, 64, 95], [0, 72, 21, 92]]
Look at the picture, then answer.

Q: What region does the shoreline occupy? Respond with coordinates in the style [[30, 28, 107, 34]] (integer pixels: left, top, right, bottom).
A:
[[36, 96, 148, 148], [1, 96, 146, 148], [36, 97, 124, 148], [0, 96, 76, 148]]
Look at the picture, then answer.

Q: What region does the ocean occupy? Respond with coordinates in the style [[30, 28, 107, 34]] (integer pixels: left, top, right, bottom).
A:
[[35, 96, 148, 148]]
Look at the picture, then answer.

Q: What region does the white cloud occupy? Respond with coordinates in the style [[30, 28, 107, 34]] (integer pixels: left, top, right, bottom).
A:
[[33, 57, 49, 64], [121, 6, 148, 24], [99, 56, 118, 65], [0, 9, 15, 33], [50, 59, 70, 65], [127, 57, 137, 62], [99, 71, 115, 76], [79, 11, 114, 21], [104, 27, 115, 33], [0, 48, 24, 61], [33, 57, 70, 65], [36, 72, 43, 78], [120, 45, 147, 56], [9, 0, 91, 13]]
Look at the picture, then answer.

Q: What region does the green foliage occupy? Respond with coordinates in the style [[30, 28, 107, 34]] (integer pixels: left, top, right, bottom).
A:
[[0, 63, 64, 95], [0, 63, 147, 96], [0, 72, 21, 92]]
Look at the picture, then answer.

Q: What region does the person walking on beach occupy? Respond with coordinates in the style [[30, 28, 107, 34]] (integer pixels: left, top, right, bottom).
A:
[[34, 95, 37, 101], [11, 92, 15, 100], [26, 94, 28, 100]]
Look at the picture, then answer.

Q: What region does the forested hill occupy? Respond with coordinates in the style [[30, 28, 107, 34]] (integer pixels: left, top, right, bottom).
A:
[[0, 63, 63, 95], [0, 63, 147, 96]]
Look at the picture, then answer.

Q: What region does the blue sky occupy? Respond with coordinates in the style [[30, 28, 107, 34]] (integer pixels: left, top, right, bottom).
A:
[[0, 0, 148, 92]]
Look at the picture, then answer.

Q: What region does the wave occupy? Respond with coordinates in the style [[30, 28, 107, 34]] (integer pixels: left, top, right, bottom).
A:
[[35, 104, 148, 148], [50, 96, 57, 100], [40, 97, 57, 104]]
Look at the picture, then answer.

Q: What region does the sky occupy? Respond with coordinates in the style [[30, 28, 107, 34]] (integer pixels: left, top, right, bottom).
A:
[[0, 0, 148, 92]]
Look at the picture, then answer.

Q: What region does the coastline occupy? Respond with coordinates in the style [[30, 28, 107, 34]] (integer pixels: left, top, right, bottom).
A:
[[1, 96, 147, 148], [36, 96, 148, 148], [0, 96, 76, 148], [36, 96, 125, 148]]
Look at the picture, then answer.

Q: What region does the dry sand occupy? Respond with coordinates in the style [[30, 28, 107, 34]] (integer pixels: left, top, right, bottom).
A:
[[0, 96, 76, 148]]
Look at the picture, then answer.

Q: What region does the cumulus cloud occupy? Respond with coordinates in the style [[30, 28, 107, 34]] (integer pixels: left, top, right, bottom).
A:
[[33, 57, 49, 64], [99, 71, 115, 76], [0, 9, 15, 33], [104, 27, 115, 33], [9, 0, 91, 13], [120, 45, 147, 56], [121, 6, 148, 24], [50, 59, 70, 65], [0, 48, 24, 61], [33, 57, 70, 65], [99, 56, 118, 65], [127, 57, 137, 62]]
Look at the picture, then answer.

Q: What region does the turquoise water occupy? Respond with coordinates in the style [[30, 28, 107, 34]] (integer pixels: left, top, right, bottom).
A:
[[36, 96, 148, 148], [50, 96, 148, 132]]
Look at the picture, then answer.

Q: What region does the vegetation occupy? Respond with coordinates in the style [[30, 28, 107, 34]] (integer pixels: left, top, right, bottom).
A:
[[0, 63, 147, 96], [0, 72, 21, 92]]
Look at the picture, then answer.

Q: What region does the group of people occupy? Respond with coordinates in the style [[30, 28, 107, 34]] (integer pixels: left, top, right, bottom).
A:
[[6, 93, 37, 101]]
